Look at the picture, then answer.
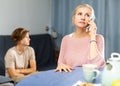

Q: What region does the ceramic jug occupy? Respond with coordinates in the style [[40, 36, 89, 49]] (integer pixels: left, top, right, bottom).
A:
[[102, 52, 120, 86]]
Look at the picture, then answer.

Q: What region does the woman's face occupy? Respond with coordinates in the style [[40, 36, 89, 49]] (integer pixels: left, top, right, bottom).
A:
[[73, 6, 92, 29], [19, 33, 30, 46]]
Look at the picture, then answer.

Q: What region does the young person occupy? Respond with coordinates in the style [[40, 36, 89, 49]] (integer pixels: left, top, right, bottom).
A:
[[5, 28, 37, 82], [55, 4, 105, 72]]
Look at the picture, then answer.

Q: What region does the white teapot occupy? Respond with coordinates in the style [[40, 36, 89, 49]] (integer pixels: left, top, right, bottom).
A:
[[102, 52, 120, 86]]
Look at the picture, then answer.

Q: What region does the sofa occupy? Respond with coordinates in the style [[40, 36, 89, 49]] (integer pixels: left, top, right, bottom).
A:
[[0, 34, 57, 76]]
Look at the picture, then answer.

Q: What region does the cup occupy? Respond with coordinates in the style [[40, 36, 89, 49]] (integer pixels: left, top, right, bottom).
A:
[[82, 64, 100, 83]]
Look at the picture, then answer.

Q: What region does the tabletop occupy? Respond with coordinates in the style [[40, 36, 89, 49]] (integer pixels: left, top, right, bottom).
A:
[[16, 67, 102, 86]]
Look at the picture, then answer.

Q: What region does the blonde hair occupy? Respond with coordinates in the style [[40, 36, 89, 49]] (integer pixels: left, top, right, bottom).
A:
[[72, 4, 95, 20]]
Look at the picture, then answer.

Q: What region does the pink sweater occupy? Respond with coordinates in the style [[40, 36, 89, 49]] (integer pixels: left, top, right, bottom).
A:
[[58, 33, 105, 69]]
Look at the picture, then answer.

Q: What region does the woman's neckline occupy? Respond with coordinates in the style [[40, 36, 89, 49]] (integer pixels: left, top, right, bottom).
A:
[[69, 33, 90, 39]]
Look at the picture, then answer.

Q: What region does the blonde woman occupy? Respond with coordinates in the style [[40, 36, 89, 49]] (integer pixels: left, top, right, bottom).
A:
[[55, 4, 105, 72]]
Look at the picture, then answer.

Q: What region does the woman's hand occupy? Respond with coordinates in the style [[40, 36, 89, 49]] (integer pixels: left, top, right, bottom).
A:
[[86, 20, 97, 38], [54, 63, 74, 72]]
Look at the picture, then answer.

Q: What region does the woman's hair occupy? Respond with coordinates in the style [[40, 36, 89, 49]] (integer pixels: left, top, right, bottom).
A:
[[11, 27, 29, 44], [72, 4, 95, 20]]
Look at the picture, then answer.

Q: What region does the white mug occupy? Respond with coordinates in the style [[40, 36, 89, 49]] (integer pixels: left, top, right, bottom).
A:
[[82, 64, 100, 83]]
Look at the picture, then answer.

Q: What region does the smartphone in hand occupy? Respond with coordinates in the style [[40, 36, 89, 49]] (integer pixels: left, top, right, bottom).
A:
[[86, 24, 91, 31]]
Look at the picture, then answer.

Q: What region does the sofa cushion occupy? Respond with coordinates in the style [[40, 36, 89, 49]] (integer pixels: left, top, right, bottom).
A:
[[30, 34, 56, 71], [0, 36, 15, 75]]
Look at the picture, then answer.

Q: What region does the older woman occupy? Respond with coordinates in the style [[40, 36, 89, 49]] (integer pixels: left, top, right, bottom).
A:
[[55, 4, 105, 72]]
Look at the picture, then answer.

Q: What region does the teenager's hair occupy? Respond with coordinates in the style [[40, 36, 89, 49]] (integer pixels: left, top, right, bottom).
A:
[[11, 27, 29, 44]]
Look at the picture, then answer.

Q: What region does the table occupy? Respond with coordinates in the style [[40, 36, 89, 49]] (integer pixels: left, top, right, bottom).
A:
[[16, 67, 102, 86]]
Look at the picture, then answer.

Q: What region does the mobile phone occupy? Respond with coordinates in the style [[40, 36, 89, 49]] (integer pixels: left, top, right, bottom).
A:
[[86, 24, 91, 31]]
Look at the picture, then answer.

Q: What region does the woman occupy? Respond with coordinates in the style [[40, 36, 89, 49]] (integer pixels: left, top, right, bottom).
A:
[[5, 28, 36, 83], [55, 4, 105, 72]]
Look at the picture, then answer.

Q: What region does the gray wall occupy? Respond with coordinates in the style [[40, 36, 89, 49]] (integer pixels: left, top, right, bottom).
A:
[[0, 0, 51, 35]]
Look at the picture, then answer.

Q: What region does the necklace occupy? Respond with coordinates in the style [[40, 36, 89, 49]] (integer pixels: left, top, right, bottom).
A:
[[15, 46, 24, 55]]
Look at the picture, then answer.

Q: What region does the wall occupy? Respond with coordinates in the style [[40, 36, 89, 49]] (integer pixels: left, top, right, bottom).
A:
[[0, 0, 51, 35]]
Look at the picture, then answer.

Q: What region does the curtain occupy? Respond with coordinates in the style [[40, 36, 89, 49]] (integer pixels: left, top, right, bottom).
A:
[[50, 0, 120, 60]]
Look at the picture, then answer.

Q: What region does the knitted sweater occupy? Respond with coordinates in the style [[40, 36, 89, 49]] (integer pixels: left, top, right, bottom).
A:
[[58, 33, 105, 69]]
